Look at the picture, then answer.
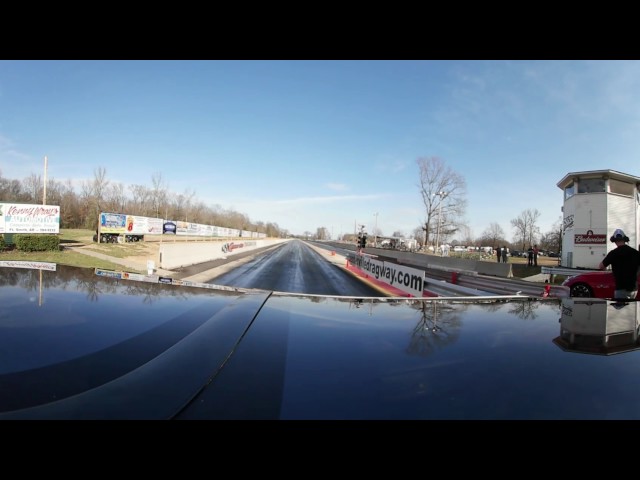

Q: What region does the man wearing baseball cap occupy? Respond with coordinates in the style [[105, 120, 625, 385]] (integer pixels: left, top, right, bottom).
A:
[[598, 228, 640, 300]]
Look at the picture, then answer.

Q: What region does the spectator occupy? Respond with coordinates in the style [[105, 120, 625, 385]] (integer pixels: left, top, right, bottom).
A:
[[533, 244, 539, 267], [598, 229, 640, 300], [501, 245, 508, 263], [527, 246, 534, 267], [496, 246, 501, 263]]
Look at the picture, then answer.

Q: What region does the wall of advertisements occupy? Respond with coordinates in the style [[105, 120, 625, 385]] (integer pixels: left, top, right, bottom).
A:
[[99, 212, 266, 239]]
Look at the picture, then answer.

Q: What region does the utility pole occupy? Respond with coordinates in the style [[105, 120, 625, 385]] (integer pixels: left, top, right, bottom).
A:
[[433, 191, 448, 254], [43, 156, 48, 205], [374, 212, 378, 248]]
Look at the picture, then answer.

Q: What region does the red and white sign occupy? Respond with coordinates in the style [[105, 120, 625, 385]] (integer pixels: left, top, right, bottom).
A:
[[575, 233, 606, 245]]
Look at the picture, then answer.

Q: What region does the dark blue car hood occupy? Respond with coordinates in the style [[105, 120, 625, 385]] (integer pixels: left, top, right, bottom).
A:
[[2, 265, 640, 419]]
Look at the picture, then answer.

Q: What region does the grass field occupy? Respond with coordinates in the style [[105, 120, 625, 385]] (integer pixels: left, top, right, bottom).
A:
[[0, 248, 130, 270], [59, 228, 95, 243], [1, 229, 142, 271]]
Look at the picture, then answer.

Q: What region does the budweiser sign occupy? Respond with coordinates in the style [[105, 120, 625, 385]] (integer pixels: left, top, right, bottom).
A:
[[575, 233, 606, 244]]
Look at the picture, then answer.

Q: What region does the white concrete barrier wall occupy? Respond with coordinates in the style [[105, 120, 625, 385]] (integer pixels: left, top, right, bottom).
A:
[[368, 247, 513, 277], [320, 243, 513, 277], [159, 238, 290, 270]]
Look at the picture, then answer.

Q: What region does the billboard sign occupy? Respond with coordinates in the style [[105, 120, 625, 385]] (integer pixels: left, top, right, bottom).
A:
[[0, 203, 60, 234]]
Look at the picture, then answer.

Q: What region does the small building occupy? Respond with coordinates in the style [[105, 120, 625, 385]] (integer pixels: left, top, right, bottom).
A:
[[557, 169, 640, 268]]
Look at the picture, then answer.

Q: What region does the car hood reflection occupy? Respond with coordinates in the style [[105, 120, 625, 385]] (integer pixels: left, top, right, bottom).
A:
[[554, 298, 640, 355], [6, 265, 640, 419]]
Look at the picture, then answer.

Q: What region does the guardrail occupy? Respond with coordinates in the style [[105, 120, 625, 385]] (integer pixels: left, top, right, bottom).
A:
[[342, 251, 570, 298], [311, 242, 572, 298], [541, 266, 600, 277], [422, 276, 497, 297]]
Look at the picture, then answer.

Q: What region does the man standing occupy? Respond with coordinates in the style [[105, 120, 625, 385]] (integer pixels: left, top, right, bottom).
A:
[[598, 229, 640, 300]]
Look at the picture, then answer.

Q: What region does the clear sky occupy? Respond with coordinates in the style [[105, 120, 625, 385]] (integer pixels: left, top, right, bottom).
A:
[[1, 60, 639, 240]]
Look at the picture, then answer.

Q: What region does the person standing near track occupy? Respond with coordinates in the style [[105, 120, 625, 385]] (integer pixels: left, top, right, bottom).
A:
[[598, 229, 640, 300]]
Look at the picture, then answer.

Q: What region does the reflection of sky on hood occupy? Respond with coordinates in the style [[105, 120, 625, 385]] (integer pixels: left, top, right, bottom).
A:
[[265, 298, 589, 419], [7, 263, 640, 419], [0, 267, 249, 374]]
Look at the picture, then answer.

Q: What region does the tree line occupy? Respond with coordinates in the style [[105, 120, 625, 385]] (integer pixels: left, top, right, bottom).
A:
[[0, 167, 289, 238]]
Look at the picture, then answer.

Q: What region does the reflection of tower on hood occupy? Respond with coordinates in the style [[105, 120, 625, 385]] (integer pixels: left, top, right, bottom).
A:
[[553, 299, 640, 355]]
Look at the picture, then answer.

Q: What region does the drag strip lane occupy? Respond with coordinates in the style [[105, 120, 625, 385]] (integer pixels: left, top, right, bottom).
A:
[[209, 239, 382, 296]]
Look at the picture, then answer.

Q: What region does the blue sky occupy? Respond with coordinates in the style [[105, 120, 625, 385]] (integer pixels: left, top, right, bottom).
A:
[[1, 60, 640, 240]]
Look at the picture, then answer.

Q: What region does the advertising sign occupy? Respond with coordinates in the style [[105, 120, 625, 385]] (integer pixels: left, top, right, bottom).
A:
[[163, 221, 177, 234], [0, 260, 57, 271], [0, 203, 60, 234], [125, 216, 164, 235], [350, 255, 425, 297], [99, 213, 127, 234], [575, 231, 606, 245]]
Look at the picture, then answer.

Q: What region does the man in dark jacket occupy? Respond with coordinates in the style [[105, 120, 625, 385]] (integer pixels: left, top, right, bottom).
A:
[[598, 229, 640, 300]]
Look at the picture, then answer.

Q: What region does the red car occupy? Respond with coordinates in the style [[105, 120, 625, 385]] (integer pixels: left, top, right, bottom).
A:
[[562, 270, 640, 299]]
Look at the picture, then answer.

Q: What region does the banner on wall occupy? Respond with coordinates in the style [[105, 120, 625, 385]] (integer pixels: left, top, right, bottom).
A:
[[575, 231, 606, 245], [99, 212, 127, 234], [99, 212, 268, 239]]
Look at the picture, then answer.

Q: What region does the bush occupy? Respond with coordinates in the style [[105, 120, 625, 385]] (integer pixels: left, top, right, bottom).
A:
[[0, 235, 4, 251], [14, 234, 60, 252]]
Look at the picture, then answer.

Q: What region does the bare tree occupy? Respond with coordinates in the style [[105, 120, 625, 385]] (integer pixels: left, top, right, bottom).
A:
[[79, 179, 94, 228], [150, 172, 168, 218], [412, 226, 425, 244], [130, 184, 151, 216], [168, 188, 196, 222], [0, 175, 26, 202], [458, 225, 475, 246], [105, 182, 126, 213], [540, 216, 563, 254], [480, 222, 506, 249], [189, 201, 207, 224], [510, 208, 541, 249], [316, 227, 329, 240], [416, 157, 467, 247], [43, 177, 64, 206], [182, 188, 196, 222], [92, 166, 110, 224], [23, 173, 43, 203], [59, 179, 81, 228]]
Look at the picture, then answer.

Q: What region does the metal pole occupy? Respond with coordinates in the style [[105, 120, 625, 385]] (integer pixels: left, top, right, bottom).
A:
[[374, 212, 378, 248], [436, 201, 441, 254], [434, 191, 446, 255], [43, 156, 48, 205]]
